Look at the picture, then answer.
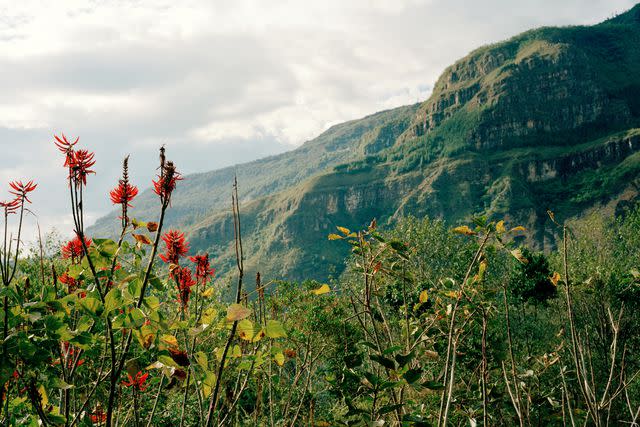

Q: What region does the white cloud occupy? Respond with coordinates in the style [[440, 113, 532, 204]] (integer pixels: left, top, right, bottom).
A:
[[0, 0, 637, 239]]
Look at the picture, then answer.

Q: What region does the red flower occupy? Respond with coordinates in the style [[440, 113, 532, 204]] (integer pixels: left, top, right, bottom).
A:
[[89, 407, 106, 424], [59, 272, 79, 293], [70, 150, 96, 186], [159, 230, 189, 264], [175, 267, 195, 309], [189, 254, 215, 283], [0, 199, 20, 215], [109, 181, 139, 207], [152, 161, 181, 202], [61, 236, 92, 261], [9, 180, 37, 204], [53, 133, 78, 167], [121, 371, 148, 391]]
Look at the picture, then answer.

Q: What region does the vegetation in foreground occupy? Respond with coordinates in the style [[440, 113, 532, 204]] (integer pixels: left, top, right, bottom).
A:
[[0, 136, 639, 426]]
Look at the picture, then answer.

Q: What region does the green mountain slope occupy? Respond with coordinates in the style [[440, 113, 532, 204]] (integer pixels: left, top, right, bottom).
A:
[[91, 4, 640, 283]]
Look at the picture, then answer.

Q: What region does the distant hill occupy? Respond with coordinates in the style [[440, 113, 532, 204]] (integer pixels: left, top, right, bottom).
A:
[[90, 4, 640, 283]]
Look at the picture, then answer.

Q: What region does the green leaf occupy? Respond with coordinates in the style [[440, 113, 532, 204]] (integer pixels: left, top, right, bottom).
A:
[[379, 404, 403, 415], [370, 354, 395, 370], [422, 380, 444, 390], [395, 351, 415, 368], [79, 297, 103, 317], [265, 320, 287, 338], [104, 288, 123, 314], [403, 368, 423, 384], [194, 351, 208, 369], [343, 353, 363, 369]]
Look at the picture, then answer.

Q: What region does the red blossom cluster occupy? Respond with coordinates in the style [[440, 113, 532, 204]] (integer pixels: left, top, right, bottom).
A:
[[0, 199, 20, 215], [1, 181, 37, 216], [159, 230, 189, 264], [175, 266, 196, 310], [189, 253, 215, 283], [152, 160, 181, 203], [89, 408, 106, 424], [109, 182, 138, 207], [61, 235, 92, 261], [9, 180, 37, 203], [53, 134, 96, 187], [121, 371, 148, 391]]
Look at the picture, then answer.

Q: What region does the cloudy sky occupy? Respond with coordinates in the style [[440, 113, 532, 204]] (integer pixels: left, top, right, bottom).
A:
[[0, 0, 636, 242]]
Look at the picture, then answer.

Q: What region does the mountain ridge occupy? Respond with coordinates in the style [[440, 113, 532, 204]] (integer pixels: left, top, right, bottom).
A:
[[90, 4, 640, 283]]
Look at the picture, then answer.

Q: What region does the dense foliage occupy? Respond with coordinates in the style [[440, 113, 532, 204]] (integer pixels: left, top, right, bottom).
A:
[[0, 135, 638, 426]]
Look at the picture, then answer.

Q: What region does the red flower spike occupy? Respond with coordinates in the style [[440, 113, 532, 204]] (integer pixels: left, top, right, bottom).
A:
[[54, 133, 79, 167], [8, 180, 37, 204], [70, 149, 96, 186], [175, 267, 195, 309], [0, 199, 20, 215], [189, 253, 215, 283], [152, 161, 182, 202], [109, 181, 139, 206], [159, 230, 189, 265], [61, 235, 92, 261], [121, 371, 149, 391]]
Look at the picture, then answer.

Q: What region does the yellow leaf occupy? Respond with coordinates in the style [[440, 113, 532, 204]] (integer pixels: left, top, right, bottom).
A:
[[453, 225, 476, 236], [496, 220, 506, 234], [547, 210, 555, 222], [550, 271, 561, 286], [336, 226, 351, 235], [274, 352, 285, 366], [231, 345, 242, 358], [237, 319, 254, 341], [328, 234, 342, 240], [161, 334, 179, 349], [419, 290, 429, 303], [201, 287, 214, 298], [444, 291, 459, 299], [252, 329, 266, 343], [311, 284, 331, 295], [227, 304, 252, 321], [511, 248, 529, 264], [38, 385, 48, 407], [478, 260, 487, 281], [510, 226, 526, 233]]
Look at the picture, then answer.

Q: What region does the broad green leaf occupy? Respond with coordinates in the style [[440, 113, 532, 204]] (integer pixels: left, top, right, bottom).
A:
[[265, 320, 287, 338], [104, 288, 123, 314], [194, 352, 208, 369], [79, 297, 103, 316], [370, 354, 395, 370], [403, 368, 423, 384]]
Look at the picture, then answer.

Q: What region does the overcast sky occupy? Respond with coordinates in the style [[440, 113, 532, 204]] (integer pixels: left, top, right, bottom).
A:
[[0, 0, 637, 242]]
